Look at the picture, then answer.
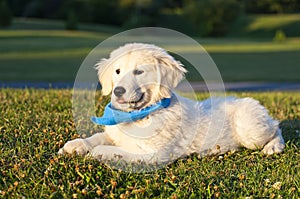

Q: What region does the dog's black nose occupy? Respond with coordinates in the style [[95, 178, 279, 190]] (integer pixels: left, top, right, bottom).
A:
[[114, 86, 126, 97]]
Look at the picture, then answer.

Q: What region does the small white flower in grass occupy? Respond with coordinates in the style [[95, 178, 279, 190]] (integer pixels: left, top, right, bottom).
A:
[[272, 181, 282, 190], [264, 179, 270, 184]]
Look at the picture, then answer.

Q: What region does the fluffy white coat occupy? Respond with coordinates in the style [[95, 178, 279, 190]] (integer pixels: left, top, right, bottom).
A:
[[59, 43, 285, 164]]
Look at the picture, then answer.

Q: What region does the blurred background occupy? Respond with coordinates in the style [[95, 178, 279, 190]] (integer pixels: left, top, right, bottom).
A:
[[0, 0, 299, 88]]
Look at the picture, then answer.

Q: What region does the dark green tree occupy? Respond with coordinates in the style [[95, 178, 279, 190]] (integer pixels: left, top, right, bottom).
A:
[[119, 0, 164, 28], [89, 0, 122, 25], [7, 0, 30, 17], [245, 0, 300, 14], [183, 0, 241, 37], [65, 10, 78, 30], [0, 0, 13, 27]]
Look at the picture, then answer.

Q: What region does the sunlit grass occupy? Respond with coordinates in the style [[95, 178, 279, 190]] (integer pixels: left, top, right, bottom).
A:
[[11, 18, 122, 34], [0, 30, 109, 39], [229, 14, 300, 38], [0, 19, 299, 82], [0, 89, 299, 198], [247, 14, 300, 31], [166, 39, 300, 53], [1, 30, 300, 56], [0, 48, 91, 60]]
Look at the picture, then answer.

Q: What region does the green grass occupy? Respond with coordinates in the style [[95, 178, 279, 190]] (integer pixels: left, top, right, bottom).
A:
[[0, 18, 300, 83], [0, 32, 299, 82], [228, 14, 300, 38], [0, 30, 105, 82], [10, 18, 122, 34], [0, 89, 299, 198]]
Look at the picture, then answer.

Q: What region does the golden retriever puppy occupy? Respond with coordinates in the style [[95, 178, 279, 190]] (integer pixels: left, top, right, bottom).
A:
[[59, 43, 285, 164]]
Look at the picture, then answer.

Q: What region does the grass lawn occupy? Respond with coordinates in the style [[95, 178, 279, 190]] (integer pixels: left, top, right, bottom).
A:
[[0, 89, 299, 198], [228, 14, 300, 38], [0, 18, 300, 83]]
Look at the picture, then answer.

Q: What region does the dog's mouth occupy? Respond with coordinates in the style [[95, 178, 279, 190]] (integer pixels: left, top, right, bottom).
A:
[[117, 93, 144, 104], [116, 92, 150, 110]]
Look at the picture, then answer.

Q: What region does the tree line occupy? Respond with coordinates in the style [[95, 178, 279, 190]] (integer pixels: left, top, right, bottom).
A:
[[1, 0, 300, 36]]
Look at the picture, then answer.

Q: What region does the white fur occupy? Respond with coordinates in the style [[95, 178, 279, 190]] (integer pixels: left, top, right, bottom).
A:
[[59, 43, 285, 163]]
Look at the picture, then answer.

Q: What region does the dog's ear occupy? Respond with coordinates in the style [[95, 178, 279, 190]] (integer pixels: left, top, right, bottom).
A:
[[156, 52, 187, 89], [95, 58, 113, 96]]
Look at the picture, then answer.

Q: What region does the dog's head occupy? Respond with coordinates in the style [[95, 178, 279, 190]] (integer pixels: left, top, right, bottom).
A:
[[96, 43, 187, 111]]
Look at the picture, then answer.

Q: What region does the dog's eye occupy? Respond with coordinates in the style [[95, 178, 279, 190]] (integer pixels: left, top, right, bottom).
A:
[[133, 69, 144, 75], [116, 69, 120, 74]]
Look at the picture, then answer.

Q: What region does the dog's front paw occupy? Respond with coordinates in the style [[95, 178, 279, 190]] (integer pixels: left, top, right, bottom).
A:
[[58, 139, 90, 156], [88, 145, 124, 161]]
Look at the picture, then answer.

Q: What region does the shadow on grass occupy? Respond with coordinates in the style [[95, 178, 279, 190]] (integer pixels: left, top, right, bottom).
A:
[[280, 119, 300, 147]]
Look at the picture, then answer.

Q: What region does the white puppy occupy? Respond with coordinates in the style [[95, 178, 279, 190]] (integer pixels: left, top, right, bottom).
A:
[[59, 43, 285, 164]]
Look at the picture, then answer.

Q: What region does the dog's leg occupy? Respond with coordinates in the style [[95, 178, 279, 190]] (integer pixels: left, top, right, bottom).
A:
[[58, 133, 112, 155], [262, 128, 285, 155], [232, 97, 285, 153], [89, 145, 160, 163]]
